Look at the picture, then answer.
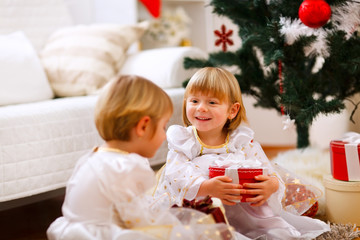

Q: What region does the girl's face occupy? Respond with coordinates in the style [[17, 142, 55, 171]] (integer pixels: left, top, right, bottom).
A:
[[186, 92, 238, 137], [141, 112, 171, 158]]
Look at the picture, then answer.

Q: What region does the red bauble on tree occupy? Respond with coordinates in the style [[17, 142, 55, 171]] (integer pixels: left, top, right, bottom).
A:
[[298, 0, 332, 28]]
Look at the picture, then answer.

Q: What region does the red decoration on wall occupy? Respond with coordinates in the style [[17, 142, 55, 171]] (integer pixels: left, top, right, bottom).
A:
[[298, 0, 332, 28], [214, 24, 234, 52], [139, 0, 161, 18]]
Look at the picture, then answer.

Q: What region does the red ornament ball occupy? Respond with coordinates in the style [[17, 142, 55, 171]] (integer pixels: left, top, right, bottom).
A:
[[302, 201, 319, 218], [298, 0, 332, 28]]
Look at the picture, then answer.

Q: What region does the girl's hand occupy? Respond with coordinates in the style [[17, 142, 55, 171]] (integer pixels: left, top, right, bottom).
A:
[[198, 176, 243, 206], [241, 175, 279, 207]]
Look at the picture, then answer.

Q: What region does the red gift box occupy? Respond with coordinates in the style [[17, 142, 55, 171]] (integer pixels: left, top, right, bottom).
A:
[[209, 166, 265, 202], [330, 139, 360, 181]]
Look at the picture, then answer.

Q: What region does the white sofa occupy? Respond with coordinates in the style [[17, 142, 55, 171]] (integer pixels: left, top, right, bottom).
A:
[[0, 0, 206, 209]]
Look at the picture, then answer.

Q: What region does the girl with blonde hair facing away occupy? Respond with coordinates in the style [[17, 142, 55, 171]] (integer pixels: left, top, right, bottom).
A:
[[154, 67, 329, 240], [47, 75, 235, 240]]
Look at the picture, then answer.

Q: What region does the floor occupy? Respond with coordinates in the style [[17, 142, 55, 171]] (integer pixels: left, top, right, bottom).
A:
[[0, 195, 64, 240], [0, 146, 294, 240]]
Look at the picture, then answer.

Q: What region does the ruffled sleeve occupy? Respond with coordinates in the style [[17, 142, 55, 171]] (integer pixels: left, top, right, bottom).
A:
[[227, 125, 254, 152], [166, 125, 200, 159], [154, 125, 207, 205]]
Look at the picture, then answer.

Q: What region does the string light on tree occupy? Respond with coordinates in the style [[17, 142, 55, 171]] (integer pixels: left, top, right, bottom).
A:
[[298, 0, 332, 28]]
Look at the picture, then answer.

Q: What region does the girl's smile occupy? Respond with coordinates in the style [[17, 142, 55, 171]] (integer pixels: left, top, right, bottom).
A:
[[195, 117, 211, 121]]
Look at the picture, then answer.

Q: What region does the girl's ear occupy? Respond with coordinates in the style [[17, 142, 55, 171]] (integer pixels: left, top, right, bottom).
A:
[[229, 102, 240, 120], [135, 116, 151, 137]]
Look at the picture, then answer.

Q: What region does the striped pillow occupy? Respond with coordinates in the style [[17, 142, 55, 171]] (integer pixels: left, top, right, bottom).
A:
[[40, 22, 149, 97]]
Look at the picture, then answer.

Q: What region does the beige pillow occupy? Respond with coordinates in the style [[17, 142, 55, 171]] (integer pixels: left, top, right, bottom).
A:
[[41, 22, 149, 97]]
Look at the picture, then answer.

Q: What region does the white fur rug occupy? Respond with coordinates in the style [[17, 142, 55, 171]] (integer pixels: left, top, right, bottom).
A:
[[272, 147, 331, 217]]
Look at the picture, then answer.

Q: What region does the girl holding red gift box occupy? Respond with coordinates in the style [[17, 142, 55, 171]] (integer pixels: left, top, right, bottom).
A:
[[47, 75, 235, 240], [154, 67, 330, 240]]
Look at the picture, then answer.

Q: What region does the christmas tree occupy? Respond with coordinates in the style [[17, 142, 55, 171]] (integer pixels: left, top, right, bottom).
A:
[[184, 0, 360, 148]]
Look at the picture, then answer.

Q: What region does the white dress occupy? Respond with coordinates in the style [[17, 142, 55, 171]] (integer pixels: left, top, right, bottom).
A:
[[47, 147, 237, 240], [155, 125, 330, 240]]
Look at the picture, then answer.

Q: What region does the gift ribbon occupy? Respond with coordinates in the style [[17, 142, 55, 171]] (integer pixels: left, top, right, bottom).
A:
[[225, 166, 240, 203], [340, 132, 360, 181], [225, 166, 239, 184]]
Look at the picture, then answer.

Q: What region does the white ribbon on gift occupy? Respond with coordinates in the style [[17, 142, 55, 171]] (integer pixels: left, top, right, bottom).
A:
[[340, 132, 360, 181], [225, 166, 240, 184], [225, 166, 240, 203]]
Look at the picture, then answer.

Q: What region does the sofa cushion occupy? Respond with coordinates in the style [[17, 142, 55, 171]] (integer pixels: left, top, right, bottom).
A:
[[40, 21, 149, 97], [120, 47, 208, 89], [0, 31, 54, 106]]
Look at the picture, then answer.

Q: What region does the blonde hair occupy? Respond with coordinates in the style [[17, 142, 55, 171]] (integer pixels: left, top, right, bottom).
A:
[[95, 75, 173, 141], [182, 67, 247, 131]]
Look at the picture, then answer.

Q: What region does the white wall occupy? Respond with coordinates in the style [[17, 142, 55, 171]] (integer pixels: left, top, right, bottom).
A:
[[64, 0, 138, 25], [244, 94, 355, 149]]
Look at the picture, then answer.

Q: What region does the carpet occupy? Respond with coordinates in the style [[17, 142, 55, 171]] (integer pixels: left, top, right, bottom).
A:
[[315, 223, 360, 240]]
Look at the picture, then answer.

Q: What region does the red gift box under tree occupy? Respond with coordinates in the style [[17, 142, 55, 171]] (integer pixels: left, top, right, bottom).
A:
[[330, 132, 360, 181]]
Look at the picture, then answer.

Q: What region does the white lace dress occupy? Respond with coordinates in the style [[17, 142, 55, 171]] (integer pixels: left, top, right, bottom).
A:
[[47, 147, 236, 240], [154, 125, 330, 240]]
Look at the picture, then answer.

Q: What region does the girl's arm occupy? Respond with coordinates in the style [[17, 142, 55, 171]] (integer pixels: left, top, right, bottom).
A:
[[242, 141, 285, 211], [156, 149, 208, 205], [158, 148, 243, 206]]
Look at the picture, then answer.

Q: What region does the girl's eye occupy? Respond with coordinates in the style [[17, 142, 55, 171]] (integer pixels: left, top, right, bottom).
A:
[[190, 99, 198, 103], [209, 101, 217, 105]]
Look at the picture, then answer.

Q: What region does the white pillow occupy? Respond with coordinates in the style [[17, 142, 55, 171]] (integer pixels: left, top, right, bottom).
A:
[[0, 31, 54, 106], [41, 21, 149, 97], [120, 47, 208, 89]]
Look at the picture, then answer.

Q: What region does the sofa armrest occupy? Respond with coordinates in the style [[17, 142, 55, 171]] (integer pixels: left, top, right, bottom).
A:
[[120, 47, 207, 89]]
